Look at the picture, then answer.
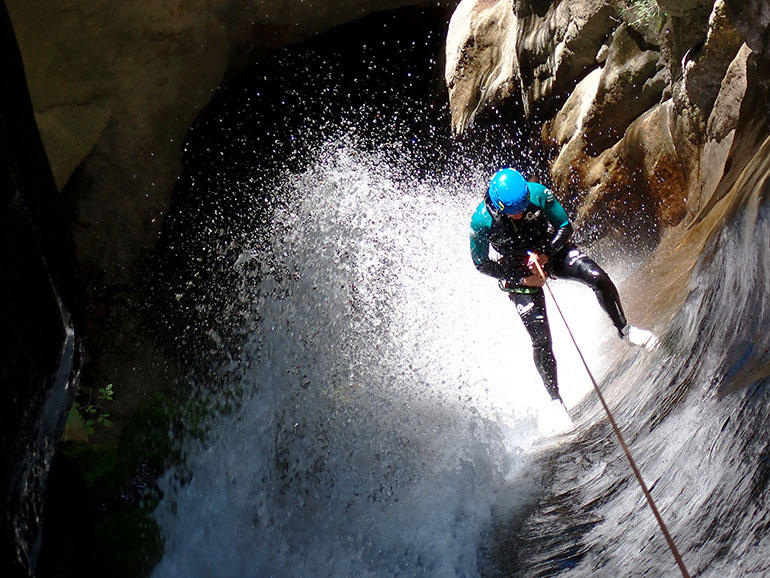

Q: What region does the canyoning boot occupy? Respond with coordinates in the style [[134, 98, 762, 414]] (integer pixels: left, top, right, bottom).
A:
[[620, 324, 657, 349], [552, 397, 572, 420]]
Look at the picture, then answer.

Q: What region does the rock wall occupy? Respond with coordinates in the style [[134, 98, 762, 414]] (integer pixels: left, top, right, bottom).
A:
[[1, 3, 78, 576], [445, 0, 769, 263]]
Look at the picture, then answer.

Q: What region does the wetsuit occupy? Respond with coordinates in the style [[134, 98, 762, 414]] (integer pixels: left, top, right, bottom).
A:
[[469, 182, 628, 400]]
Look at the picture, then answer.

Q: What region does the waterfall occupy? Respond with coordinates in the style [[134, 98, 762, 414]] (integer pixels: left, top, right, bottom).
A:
[[151, 136, 618, 577]]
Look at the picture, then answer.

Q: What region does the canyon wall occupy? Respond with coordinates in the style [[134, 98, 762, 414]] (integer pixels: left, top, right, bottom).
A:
[[446, 0, 769, 280]]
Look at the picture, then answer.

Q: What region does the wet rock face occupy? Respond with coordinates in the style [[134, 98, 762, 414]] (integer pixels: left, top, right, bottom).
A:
[[445, 0, 768, 243], [1, 4, 78, 576], [681, 1, 743, 117], [514, 0, 617, 122], [579, 23, 667, 157], [444, 0, 518, 133], [445, 0, 616, 130]]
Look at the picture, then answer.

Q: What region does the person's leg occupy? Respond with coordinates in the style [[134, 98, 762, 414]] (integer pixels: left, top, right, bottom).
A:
[[510, 290, 561, 400], [552, 248, 628, 334]]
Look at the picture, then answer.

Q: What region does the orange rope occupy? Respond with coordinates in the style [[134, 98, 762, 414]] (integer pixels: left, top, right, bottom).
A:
[[530, 256, 690, 578]]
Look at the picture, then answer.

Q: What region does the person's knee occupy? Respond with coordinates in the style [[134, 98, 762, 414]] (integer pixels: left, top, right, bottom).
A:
[[523, 312, 551, 345], [578, 259, 614, 292], [593, 269, 615, 294], [531, 330, 552, 349]]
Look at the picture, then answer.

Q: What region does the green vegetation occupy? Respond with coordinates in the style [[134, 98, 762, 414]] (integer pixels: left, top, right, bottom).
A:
[[81, 382, 115, 433], [620, 0, 664, 32], [65, 382, 115, 441], [57, 392, 200, 577]]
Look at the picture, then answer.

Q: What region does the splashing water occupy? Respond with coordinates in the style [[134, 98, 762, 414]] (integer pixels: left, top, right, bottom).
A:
[[151, 140, 621, 577]]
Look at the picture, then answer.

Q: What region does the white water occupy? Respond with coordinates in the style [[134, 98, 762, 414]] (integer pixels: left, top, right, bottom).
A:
[[152, 141, 619, 577]]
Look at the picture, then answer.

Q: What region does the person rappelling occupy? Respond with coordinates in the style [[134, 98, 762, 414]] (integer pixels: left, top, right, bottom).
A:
[[469, 168, 656, 406]]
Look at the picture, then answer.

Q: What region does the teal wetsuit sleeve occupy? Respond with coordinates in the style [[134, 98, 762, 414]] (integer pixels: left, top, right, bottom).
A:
[[469, 201, 505, 278], [528, 182, 573, 253], [528, 182, 570, 227]]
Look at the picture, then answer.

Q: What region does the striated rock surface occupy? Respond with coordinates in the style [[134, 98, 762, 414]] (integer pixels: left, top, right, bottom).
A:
[[445, 0, 618, 128], [445, 0, 518, 133], [514, 0, 617, 122]]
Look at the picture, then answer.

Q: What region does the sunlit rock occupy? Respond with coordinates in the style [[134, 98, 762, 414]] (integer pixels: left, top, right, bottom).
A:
[[445, 0, 518, 133], [543, 21, 678, 231], [445, 0, 617, 131], [609, 100, 687, 227], [693, 43, 752, 222], [542, 67, 602, 154], [681, 0, 743, 118], [580, 24, 666, 156], [513, 0, 616, 121], [550, 98, 687, 243]]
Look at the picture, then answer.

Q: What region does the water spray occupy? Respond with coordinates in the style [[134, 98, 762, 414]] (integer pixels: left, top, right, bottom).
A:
[[529, 252, 691, 578]]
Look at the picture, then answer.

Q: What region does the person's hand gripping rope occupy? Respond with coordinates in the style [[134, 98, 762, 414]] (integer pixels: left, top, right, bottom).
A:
[[522, 252, 549, 287]]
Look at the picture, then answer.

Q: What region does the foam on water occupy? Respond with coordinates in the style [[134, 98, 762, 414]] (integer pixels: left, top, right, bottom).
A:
[[151, 140, 617, 577]]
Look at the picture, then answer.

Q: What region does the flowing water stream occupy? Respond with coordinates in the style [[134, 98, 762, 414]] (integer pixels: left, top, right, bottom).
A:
[[150, 136, 770, 577], [150, 137, 629, 577]]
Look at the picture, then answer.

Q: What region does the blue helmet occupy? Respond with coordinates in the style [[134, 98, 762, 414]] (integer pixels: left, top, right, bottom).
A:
[[488, 169, 529, 215]]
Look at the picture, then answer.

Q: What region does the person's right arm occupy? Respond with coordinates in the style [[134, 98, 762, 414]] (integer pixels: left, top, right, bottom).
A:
[[469, 202, 506, 278]]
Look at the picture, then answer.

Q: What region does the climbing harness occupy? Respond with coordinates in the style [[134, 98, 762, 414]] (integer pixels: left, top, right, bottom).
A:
[[530, 256, 691, 578], [498, 279, 540, 294]]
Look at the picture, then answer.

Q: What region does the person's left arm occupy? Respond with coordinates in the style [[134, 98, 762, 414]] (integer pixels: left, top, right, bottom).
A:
[[528, 183, 573, 255]]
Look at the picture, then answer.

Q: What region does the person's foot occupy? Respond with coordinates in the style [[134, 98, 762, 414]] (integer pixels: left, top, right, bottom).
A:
[[541, 397, 573, 434], [620, 324, 657, 349]]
